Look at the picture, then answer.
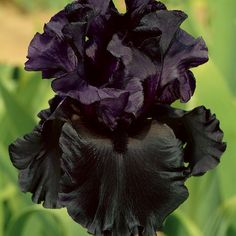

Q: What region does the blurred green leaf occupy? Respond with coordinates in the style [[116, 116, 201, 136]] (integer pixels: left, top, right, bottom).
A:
[[5, 207, 67, 236], [192, 61, 236, 200], [0, 80, 35, 136], [164, 211, 203, 236], [205, 196, 236, 236], [208, 0, 236, 96]]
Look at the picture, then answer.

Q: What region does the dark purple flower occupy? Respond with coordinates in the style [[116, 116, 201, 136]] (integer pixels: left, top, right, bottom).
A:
[[24, 0, 208, 129], [9, 1, 226, 236]]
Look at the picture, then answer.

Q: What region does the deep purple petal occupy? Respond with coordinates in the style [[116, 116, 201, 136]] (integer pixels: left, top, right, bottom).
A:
[[107, 34, 157, 82], [44, 10, 69, 38], [25, 31, 77, 78], [97, 92, 129, 129], [125, 0, 167, 23], [123, 78, 144, 115], [134, 10, 187, 55], [107, 34, 158, 117], [157, 29, 208, 104], [62, 22, 87, 59], [87, 0, 113, 14]]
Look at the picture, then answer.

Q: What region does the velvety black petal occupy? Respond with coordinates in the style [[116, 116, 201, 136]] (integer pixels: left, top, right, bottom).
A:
[[134, 10, 187, 55], [8, 97, 78, 208], [60, 119, 188, 235], [153, 105, 226, 176], [125, 0, 167, 23], [157, 29, 208, 104], [125, 0, 166, 11], [37, 95, 64, 123], [86, 0, 113, 14], [9, 121, 62, 208]]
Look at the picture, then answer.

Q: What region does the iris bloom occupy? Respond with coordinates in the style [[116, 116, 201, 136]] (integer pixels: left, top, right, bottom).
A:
[[9, 0, 226, 235]]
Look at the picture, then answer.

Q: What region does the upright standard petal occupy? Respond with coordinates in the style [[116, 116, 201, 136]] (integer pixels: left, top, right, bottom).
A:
[[134, 10, 187, 55], [25, 10, 78, 79], [153, 104, 226, 176], [107, 34, 158, 117], [60, 118, 188, 236], [157, 30, 209, 104], [125, 0, 167, 22]]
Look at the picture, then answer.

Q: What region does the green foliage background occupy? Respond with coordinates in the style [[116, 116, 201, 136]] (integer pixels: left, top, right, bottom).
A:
[[0, 0, 236, 235]]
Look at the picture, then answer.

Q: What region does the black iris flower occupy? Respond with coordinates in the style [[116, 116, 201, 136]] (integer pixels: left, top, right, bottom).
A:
[[9, 0, 226, 235]]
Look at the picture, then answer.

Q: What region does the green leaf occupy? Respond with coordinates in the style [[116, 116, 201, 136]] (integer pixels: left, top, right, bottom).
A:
[[205, 196, 236, 236], [0, 80, 35, 136], [164, 211, 203, 236], [207, 0, 236, 96], [5, 207, 67, 236], [192, 61, 236, 200]]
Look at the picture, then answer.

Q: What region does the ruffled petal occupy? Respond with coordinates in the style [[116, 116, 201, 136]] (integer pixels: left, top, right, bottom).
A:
[[97, 92, 130, 128], [9, 122, 63, 208], [87, 0, 113, 14], [43, 10, 69, 38], [107, 34, 157, 81], [25, 11, 77, 79], [60, 119, 188, 236], [8, 97, 78, 208], [52, 71, 130, 129], [134, 10, 187, 55], [62, 22, 88, 61], [125, 0, 166, 11], [153, 105, 226, 176], [157, 29, 209, 104], [66, 0, 119, 65], [125, 0, 167, 22], [107, 34, 158, 117]]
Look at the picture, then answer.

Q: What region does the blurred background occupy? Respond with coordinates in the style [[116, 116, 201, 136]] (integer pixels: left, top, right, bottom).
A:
[[0, 0, 236, 235]]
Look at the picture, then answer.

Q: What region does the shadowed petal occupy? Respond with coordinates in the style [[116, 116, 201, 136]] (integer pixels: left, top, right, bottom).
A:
[[125, 0, 166, 11], [59, 119, 188, 236], [107, 34, 158, 117], [8, 97, 78, 208], [157, 29, 208, 104], [9, 121, 63, 208], [125, 0, 167, 23], [134, 10, 187, 55], [44, 10, 69, 38], [107, 34, 157, 81], [153, 105, 226, 176]]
